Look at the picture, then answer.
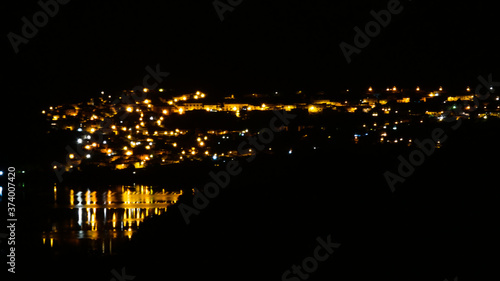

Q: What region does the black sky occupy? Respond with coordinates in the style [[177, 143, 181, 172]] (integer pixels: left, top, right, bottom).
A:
[[3, 0, 500, 109]]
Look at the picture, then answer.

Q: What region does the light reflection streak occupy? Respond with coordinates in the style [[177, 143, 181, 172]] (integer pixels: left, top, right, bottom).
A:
[[43, 185, 180, 255]]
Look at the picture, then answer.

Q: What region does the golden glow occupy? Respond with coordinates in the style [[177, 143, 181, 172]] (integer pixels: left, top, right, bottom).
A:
[[69, 154, 75, 159], [416, 86, 420, 91], [126, 107, 133, 113], [125, 151, 133, 156], [159, 88, 164, 92], [439, 86, 443, 91], [368, 87, 373, 92], [466, 86, 471, 92], [163, 109, 168, 114], [392, 86, 397, 92], [143, 88, 149, 93]]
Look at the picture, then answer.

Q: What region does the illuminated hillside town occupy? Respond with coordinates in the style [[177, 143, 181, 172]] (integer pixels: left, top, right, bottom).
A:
[[44, 86, 500, 172]]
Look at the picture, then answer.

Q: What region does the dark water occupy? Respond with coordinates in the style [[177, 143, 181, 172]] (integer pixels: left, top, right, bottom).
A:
[[39, 184, 181, 255]]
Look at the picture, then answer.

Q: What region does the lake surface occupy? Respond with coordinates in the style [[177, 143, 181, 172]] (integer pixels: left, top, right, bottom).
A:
[[39, 184, 181, 255]]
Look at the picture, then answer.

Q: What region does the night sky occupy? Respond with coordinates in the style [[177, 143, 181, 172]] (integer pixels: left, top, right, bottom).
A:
[[2, 0, 499, 140]]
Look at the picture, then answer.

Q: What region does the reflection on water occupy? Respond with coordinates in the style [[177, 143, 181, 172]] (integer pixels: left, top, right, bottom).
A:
[[42, 184, 181, 255]]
